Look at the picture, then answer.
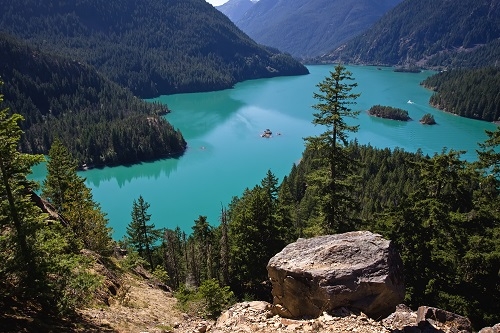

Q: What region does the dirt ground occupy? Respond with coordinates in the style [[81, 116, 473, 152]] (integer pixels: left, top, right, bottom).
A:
[[79, 275, 208, 333]]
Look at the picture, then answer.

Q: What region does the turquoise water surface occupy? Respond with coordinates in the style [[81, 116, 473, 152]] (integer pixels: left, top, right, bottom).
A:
[[30, 65, 498, 239]]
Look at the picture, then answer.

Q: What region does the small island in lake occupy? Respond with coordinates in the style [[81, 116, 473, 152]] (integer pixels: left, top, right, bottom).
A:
[[368, 105, 411, 121], [420, 113, 436, 125]]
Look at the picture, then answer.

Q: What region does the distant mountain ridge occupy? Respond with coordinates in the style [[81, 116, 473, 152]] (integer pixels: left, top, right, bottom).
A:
[[322, 0, 500, 67], [217, 0, 257, 22], [0, 0, 308, 98], [230, 0, 403, 58]]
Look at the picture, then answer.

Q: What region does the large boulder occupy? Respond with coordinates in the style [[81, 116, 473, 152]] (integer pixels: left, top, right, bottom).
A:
[[267, 231, 405, 319]]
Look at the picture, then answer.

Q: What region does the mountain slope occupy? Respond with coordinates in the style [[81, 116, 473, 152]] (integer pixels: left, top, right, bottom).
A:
[[323, 0, 500, 67], [0, 33, 186, 166], [217, 0, 256, 22], [0, 0, 308, 98], [233, 0, 403, 58]]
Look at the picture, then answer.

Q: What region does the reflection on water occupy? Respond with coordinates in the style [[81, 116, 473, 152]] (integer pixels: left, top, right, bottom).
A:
[[84, 156, 182, 188], [148, 89, 245, 140]]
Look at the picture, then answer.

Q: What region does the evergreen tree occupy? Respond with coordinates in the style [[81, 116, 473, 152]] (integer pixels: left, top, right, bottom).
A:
[[219, 206, 230, 286], [477, 127, 500, 181], [161, 226, 187, 289], [42, 138, 78, 212], [191, 215, 215, 284], [0, 83, 45, 298], [228, 170, 288, 298], [0, 84, 100, 313], [42, 138, 112, 254], [126, 195, 160, 270], [304, 64, 361, 233]]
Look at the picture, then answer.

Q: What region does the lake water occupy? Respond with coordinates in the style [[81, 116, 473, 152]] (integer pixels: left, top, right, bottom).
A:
[[30, 65, 498, 239]]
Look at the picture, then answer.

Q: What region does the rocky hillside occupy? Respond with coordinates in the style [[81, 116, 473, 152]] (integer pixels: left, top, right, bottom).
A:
[[322, 0, 500, 67], [0, 0, 308, 98], [3, 231, 498, 333], [232, 0, 402, 58]]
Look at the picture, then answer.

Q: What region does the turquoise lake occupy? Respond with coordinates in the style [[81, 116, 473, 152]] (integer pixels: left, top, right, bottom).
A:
[[30, 65, 499, 239]]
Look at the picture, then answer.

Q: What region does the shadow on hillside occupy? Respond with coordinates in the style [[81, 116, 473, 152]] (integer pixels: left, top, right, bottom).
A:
[[0, 302, 118, 333]]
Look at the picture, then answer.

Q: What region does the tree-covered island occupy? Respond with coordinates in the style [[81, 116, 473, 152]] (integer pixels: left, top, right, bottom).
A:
[[420, 113, 437, 125], [368, 105, 411, 121]]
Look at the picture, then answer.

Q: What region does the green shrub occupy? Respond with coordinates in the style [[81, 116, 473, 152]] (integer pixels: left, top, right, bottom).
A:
[[174, 280, 235, 319]]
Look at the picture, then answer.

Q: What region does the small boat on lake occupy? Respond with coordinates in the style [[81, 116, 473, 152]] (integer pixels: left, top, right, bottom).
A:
[[261, 129, 272, 138]]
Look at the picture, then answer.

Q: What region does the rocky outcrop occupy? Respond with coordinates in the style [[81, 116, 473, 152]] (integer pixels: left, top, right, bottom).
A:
[[382, 303, 419, 331], [267, 231, 405, 320], [383, 305, 474, 333], [416, 306, 472, 333], [479, 324, 500, 333], [214, 301, 392, 333]]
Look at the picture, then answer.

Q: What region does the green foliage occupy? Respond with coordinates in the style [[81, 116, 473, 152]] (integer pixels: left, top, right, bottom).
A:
[[126, 196, 161, 270], [198, 279, 235, 318], [420, 113, 436, 125], [426, 39, 500, 69], [0, 0, 307, 98], [174, 280, 234, 319], [278, 138, 499, 328], [304, 64, 361, 233], [190, 215, 215, 284], [152, 265, 170, 285], [42, 138, 113, 254], [35, 225, 102, 313], [477, 127, 500, 181], [0, 83, 46, 302], [368, 105, 410, 121], [372, 148, 500, 328], [0, 33, 187, 167], [422, 67, 500, 122], [160, 227, 187, 289], [227, 170, 290, 297], [1, 85, 101, 315], [324, 0, 500, 67], [120, 250, 148, 271]]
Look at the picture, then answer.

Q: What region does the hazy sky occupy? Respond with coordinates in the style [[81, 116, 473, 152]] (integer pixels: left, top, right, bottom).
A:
[[206, 0, 228, 6]]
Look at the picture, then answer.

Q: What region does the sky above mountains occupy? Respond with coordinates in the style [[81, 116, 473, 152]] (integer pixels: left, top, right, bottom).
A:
[[206, 0, 228, 6]]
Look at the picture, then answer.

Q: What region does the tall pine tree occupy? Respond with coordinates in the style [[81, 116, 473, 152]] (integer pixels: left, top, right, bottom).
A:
[[42, 138, 112, 254], [126, 195, 160, 270], [304, 64, 361, 233]]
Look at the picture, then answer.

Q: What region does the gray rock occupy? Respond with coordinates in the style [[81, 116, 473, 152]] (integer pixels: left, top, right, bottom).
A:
[[479, 324, 500, 333], [382, 304, 419, 332], [267, 231, 405, 319], [417, 306, 472, 333]]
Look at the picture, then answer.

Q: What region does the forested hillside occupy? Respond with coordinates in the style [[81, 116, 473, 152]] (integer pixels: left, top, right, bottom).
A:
[[233, 0, 402, 58], [0, 0, 308, 98], [322, 0, 500, 67], [0, 34, 186, 166], [421, 67, 500, 122]]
